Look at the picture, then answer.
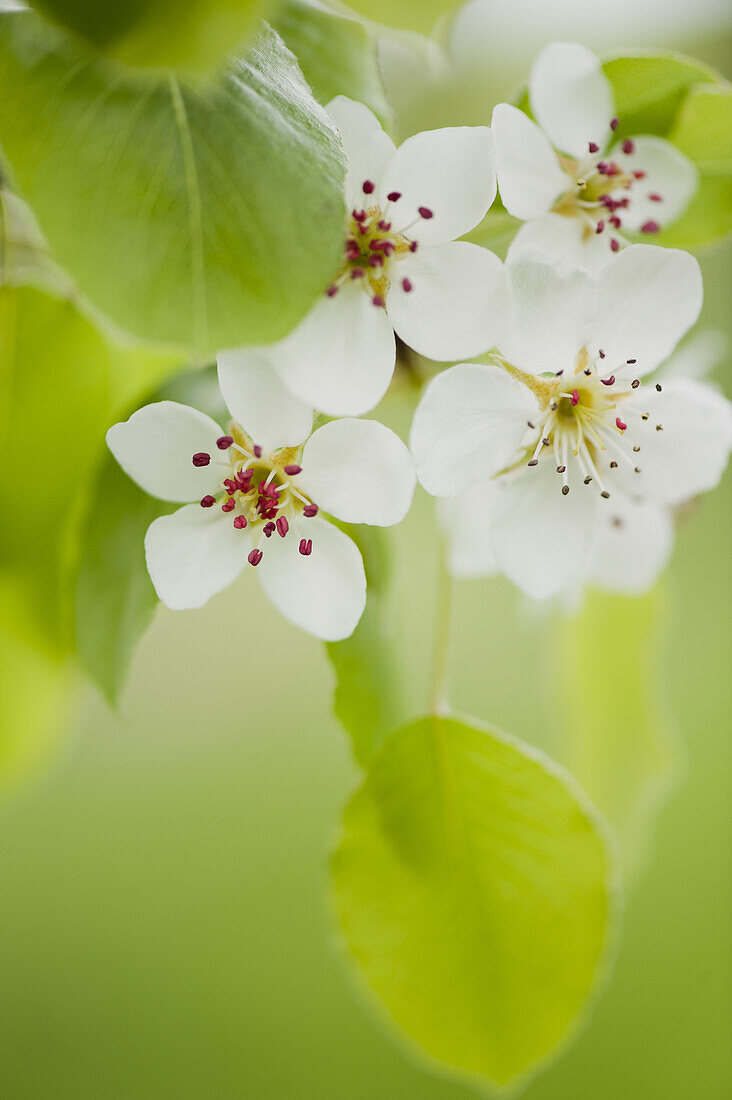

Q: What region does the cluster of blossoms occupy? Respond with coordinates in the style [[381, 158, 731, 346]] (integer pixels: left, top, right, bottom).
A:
[[109, 42, 732, 639]]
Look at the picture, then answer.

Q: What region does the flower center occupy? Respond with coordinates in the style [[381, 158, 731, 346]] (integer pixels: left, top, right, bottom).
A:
[[326, 181, 433, 306], [192, 425, 319, 565], [552, 117, 664, 252], [519, 349, 665, 497]]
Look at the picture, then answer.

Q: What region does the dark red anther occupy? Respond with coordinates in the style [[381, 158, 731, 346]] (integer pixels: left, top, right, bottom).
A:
[[372, 295, 385, 308], [351, 268, 364, 280], [610, 238, 620, 252], [632, 170, 646, 179], [263, 521, 275, 537], [571, 389, 580, 406], [216, 435, 233, 450], [248, 548, 263, 567], [276, 516, 289, 538], [326, 284, 339, 297], [588, 141, 599, 153], [222, 498, 235, 512], [418, 206, 433, 219], [192, 452, 210, 467], [609, 215, 621, 229], [601, 375, 615, 386], [368, 255, 384, 268], [622, 139, 635, 155], [598, 349, 606, 358], [253, 445, 262, 458], [595, 220, 605, 234], [352, 209, 366, 222], [233, 515, 247, 529], [648, 193, 662, 202], [616, 417, 628, 431], [362, 180, 375, 194], [387, 191, 401, 202], [402, 277, 413, 292], [284, 464, 302, 476], [610, 117, 619, 130], [303, 503, 318, 517], [377, 220, 392, 231], [200, 495, 215, 508], [409, 240, 418, 252], [640, 220, 660, 234], [370, 239, 395, 253], [299, 538, 312, 557]]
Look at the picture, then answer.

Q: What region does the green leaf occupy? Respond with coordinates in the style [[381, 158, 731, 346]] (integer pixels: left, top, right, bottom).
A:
[[660, 85, 732, 248], [0, 13, 346, 354], [332, 713, 616, 1089], [29, 0, 270, 73], [553, 590, 679, 882], [326, 526, 405, 766], [0, 188, 73, 295], [602, 51, 722, 139], [274, 0, 388, 119], [343, 0, 458, 34]]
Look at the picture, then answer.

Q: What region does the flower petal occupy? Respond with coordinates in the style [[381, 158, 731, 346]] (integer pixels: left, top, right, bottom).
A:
[[386, 241, 511, 361], [617, 378, 732, 504], [507, 212, 614, 274], [216, 347, 313, 453], [587, 495, 673, 594], [589, 245, 703, 377], [607, 135, 697, 233], [529, 42, 613, 158], [327, 95, 396, 209], [439, 482, 498, 579], [106, 401, 223, 503], [267, 282, 396, 417], [491, 103, 571, 220], [300, 418, 415, 526], [489, 462, 601, 600], [379, 126, 496, 245], [256, 517, 366, 641], [659, 329, 727, 382], [145, 503, 248, 610], [410, 362, 539, 498], [501, 255, 596, 374]]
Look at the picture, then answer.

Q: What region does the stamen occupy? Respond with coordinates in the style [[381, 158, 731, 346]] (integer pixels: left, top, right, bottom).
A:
[[372, 295, 385, 308], [418, 206, 433, 219], [276, 517, 289, 537], [610, 238, 620, 252], [192, 452, 210, 467], [233, 516, 247, 529], [221, 498, 235, 512], [283, 464, 302, 476], [571, 389, 580, 406], [601, 375, 615, 386], [253, 445, 263, 458], [216, 436, 233, 450], [200, 495, 215, 508], [615, 417, 627, 431], [588, 142, 600, 153], [299, 538, 313, 557], [362, 180, 375, 194], [622, 139, 635, 155], [640, 220, 660, 234], [263, 521, 275, 537], [326, 285, 339, 297], [402, 278, 413, 293], [387, 191, 401, 202], [610, 117, 619, 130], [648, 193, 662, 202], [303, 504, 318, 517], [248, 549, 263, 567]]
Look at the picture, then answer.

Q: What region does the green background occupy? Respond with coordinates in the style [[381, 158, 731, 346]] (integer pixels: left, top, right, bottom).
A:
[[0, 5, 729, 1098]]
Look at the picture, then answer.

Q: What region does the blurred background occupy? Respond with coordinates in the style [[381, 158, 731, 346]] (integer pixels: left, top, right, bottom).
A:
[[0, 1, 730, 1096]]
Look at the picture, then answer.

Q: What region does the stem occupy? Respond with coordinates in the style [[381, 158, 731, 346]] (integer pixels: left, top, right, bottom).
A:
[[429, 539, 453, 715]]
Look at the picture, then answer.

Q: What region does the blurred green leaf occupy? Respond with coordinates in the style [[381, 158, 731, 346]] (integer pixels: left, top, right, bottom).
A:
[[0, 189, 73, 295], [660, 85, 732, 248], [0, 14, 345, 355], [29, 0, 270, 73], [274, 0, 388, 119], [326, 526, 405, 766], [553, 590, 680, 882], [332, 713, 616, 1089], [602, 52, 721, 139], [342, 0, 457, 34]]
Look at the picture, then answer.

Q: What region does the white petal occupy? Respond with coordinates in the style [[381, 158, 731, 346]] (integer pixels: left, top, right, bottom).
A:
[[326, 96, 396, 209], [529, 42, 613, 158], [379, 126, 496, 245], [491, 103, 571, 220], [507, 212, 615, 274], [490, 462, 601, 600], [386, 242, 511, 361], [587, 495, 673, 595], [410, 362, 539, 498], [619, 379, 732, 504], [438, 482, 498, 579], [267, 283, 396, 417], [659, 329, 727, 382], [216, 348, 313, 453], [589, 245, 703, 377], [145, 504, 248, 610], [501, 255, 596, 375], [300, 418, 415, 527], [256, 517, 366, 641], [606, 135, 697, 233], [106, 401, 223, 503]]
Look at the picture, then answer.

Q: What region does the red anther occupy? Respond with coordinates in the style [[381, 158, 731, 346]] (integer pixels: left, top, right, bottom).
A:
[[609, 215, 621, 229], [284, 464, 302, 476], [610, 117, 619, 130], [598, 349, 606, 358], [352, 209, 366, 222], [372, 295, 385, 308], [588, 141, 600, 153], [303, 503, 318, 517], [616, 417, 628, 431], [622, 139, 635, 155], [224, 478, 236, 493], [386, 191, 401, 202], [253, 445, 262, 458], [370, 239, 394, 253], [377, 220, 392, 231], [402, 278, 413, 292], [345, 240, 360, 258], [595, 220, 605, 234], [640, 220, 660, 234], [263, 521, 275, 537], [632, 170, 646, 179], [276, 516, 289, 537], [221, 498, 235, 512], [601, 375, 616, 386], [248, 548, 263, 567], [648, 193, 662, 202], [192, 452, 210, 467], [233, 515, 247, 529], [627, 358, 637, 364], [362, 180, 375, 194], [409, 240, 418, 252], [368, 255, 383, 268], [350, 267, 364, 279], [326, 284, 339, 297], [299, 538, 313, 557], [610, 238, 620, 251], [571, 389, 580, 406], [418, 206, 433, 219], [216, 435, 233, 450], [200, 495, 215, 508]]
